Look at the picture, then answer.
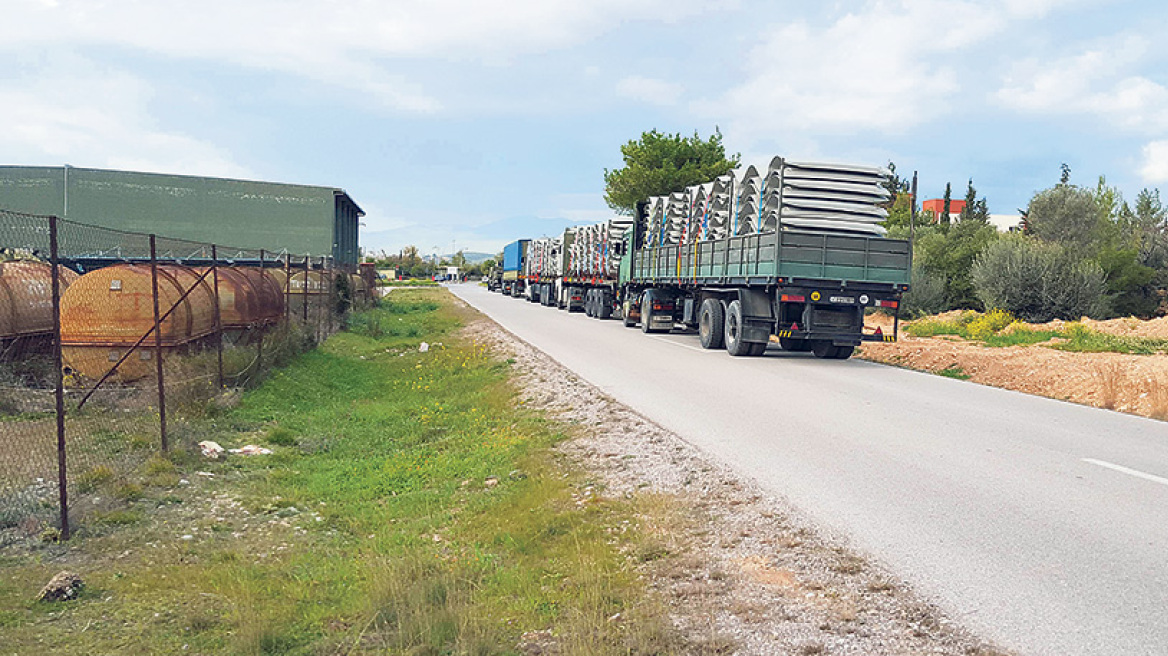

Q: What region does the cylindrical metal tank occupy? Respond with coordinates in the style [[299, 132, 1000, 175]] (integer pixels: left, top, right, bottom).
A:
[[236, 267, 284, 322], [0, 260, 79, 340], [289, 270, 328, 294], [60, 263, 216, 381], [264, 267, 290, 296], [196, 267, 260, 329]]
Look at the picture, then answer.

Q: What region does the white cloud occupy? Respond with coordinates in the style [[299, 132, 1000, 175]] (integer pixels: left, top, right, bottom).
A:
[[616, 76, 684, 106], [0, 56, 251, 179], [996, 34, 1168, 132], [700, 0, 1067, 139], [1, 0, 716, 112], [1140, 140, 1168, 183]]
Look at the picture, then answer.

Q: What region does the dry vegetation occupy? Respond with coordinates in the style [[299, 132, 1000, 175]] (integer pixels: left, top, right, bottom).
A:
[[860, 310, 1168, 420]]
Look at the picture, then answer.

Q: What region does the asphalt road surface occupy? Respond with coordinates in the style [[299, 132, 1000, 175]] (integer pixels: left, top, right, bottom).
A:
[[449, 283, 1168, 656]]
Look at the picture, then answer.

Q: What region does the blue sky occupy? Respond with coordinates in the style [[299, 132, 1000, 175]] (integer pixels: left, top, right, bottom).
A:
[[3, 0, 1167, 256]]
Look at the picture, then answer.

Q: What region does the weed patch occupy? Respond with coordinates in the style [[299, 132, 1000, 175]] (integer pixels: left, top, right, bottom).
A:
[[937, 365, 971, 380], [0, 288, 673, 655]]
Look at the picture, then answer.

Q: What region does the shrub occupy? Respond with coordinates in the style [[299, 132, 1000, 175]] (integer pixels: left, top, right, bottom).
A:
[[971, 237, 1108, 322], [901, 265, 947, 317], [965, 308, 1015, 340]]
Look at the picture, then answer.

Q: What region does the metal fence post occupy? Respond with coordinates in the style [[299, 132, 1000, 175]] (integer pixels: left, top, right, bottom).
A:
[[49, 215, 70, 541], [302, 254, 310, 324], [282, 254, 289, 321], [149, 235, 168, 453], [257, 250, 265, 377], [327, 260, 334, 337], [211, 244, 223, 390]]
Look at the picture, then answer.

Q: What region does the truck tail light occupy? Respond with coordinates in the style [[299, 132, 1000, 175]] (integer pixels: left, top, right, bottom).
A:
[[781, 294, 805, 303], [876, 299, 898, 309], [652, 303, 674, 311]]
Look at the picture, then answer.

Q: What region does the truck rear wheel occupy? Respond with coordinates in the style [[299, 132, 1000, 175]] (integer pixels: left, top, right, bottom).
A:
[[597, 292, 613, 319], [698, 299, 725, 349], [641, 292, 662, 333], [724, 300, 754, 356], [811, 341, 838, 359], [779, 337, 812, 352], [832, 345, 855, 359], [749, 342, 768, 356], [623, 297, 637, 327]]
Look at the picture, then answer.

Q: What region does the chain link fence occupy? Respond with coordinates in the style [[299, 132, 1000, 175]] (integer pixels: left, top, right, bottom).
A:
[[0, 208, 371, 544]]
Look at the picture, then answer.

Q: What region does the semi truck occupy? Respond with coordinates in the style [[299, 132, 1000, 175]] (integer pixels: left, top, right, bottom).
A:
[[500, 239, 530, 297], [497, 157, 911, 359]]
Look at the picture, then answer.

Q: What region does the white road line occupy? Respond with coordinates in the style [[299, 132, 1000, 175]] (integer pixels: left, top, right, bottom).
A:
[[649, 335, 714, 353], [1082, 458, 1168, 487]]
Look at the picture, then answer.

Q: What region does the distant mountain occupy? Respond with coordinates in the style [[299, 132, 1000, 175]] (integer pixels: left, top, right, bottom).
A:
[[420, 251, 496, 264], [460, 251, 495, 264]]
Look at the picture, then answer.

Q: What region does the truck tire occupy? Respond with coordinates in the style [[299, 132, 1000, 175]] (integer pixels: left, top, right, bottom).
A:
[[586, 290, 597, 317], [698, 299, 725, 349], [749, 341, 768, 356], [724, 300, 754, 356], [811, 340, 839, 359], [831, 345, 855, 359], [779, 337, 812, 352], [623, 297, 637, 327], [641, 291, 659, 333], [597, 292, 613, 319]]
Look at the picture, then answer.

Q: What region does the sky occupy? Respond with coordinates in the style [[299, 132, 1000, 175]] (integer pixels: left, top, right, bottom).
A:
[[3, 0, 1167, 257]]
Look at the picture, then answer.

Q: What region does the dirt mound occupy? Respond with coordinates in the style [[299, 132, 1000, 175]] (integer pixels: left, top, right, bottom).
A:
[[860, 314, 1168, 420]]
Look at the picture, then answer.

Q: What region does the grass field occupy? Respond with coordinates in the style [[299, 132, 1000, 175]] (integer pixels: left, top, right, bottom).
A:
[[0, 289, 678, 655]]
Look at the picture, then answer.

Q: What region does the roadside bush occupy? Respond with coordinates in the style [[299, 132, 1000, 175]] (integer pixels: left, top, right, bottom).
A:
[[971, 237, 1108, 322], [965, 308, 1015, 340], [901, 265, 948, 317]]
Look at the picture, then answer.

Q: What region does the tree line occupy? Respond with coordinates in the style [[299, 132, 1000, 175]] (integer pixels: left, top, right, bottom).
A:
[[891, 166, 1167, 321]]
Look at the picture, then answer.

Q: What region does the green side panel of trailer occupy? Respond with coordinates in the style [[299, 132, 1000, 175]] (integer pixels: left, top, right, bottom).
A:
[[628, 230, 910, 287]]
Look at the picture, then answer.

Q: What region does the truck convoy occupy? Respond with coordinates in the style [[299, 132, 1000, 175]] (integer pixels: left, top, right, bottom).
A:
[[495, 157, 911, 359]]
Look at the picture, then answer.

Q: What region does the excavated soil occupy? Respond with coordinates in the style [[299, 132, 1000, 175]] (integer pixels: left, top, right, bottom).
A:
[[456, 300, 1009, 656], [860, 313, 1168, 419]]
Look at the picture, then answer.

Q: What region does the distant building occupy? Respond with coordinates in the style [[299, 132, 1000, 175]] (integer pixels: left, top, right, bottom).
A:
[[921, 198, 966, 224], [0, 165, 363, 266], [988, 214, 1024, 232]]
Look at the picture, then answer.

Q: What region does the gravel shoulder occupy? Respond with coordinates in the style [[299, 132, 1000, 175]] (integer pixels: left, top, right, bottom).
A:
[[459, 305, 1011, 656]]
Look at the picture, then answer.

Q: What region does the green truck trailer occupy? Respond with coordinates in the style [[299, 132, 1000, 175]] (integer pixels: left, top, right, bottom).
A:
[[612, 218, 911, 358]]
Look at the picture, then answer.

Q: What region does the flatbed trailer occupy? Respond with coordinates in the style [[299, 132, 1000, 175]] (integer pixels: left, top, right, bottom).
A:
[[614, 219, 911, 358]]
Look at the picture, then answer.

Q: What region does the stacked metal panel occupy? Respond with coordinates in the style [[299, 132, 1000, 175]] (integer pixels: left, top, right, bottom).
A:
[[565, 217, 634, 278], [775, 160, 889, 235], [642, 157, 889, 244], [525, 236, 562, 280]]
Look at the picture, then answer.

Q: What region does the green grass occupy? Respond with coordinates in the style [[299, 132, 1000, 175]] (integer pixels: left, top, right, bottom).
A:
[[379, 279, 439, 287], [0, 288, 677, 655], [936, 365, 972, 380]]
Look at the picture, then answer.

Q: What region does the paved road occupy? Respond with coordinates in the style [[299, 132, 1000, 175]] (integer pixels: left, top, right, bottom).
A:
[[450, 283, 1168, 656]]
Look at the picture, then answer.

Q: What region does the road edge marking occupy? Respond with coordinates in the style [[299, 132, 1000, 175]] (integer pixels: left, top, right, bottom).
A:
[[1081, 458, 1168, 487]]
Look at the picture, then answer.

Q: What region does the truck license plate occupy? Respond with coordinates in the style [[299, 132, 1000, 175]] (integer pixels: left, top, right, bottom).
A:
[[829, 296, 855, 304]]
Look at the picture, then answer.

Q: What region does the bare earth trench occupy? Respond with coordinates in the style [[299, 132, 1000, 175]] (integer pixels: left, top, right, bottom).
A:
[[458, 302, 1010, 656]]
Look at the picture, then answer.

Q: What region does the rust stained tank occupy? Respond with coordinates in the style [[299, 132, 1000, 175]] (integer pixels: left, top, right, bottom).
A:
[[60, 263, 216, 381], [235, 267, 283, 323], [289, 270, 328, 295], [0, 260, 79, 339], [197, 267, 260, 329]]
